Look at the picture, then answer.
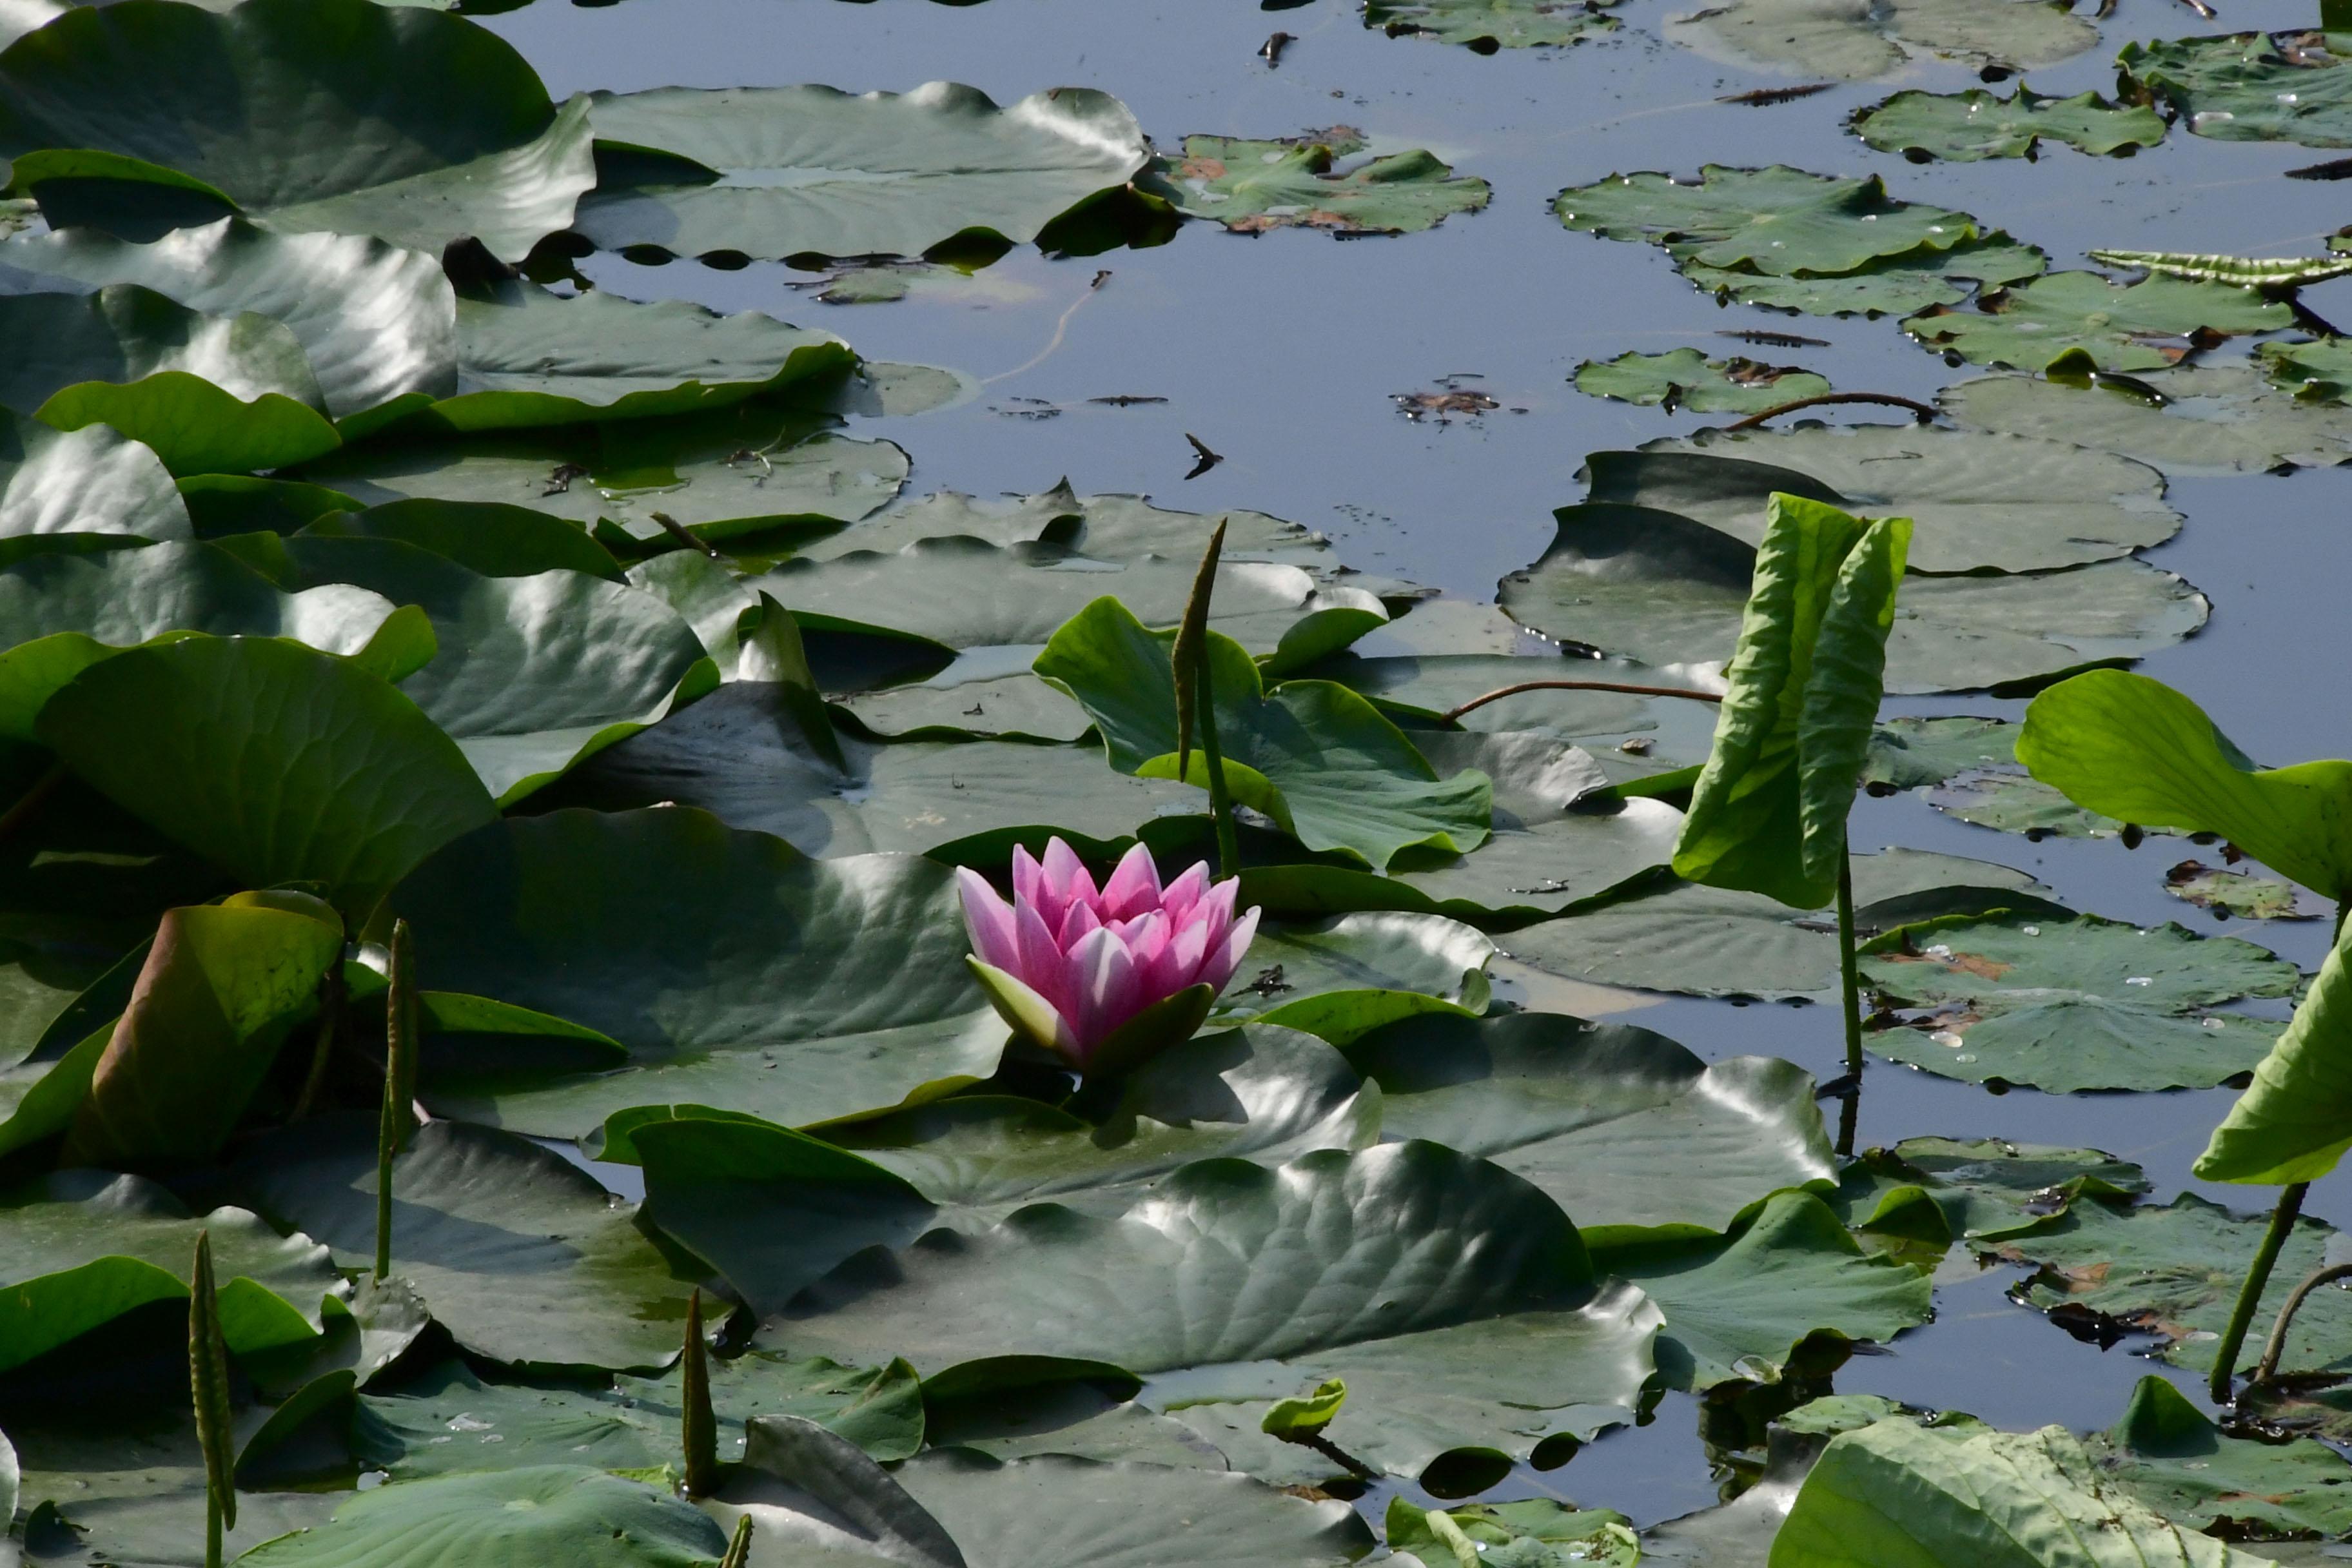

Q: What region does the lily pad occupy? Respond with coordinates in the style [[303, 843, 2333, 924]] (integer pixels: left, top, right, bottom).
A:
[[387, 806, 1006, 1138], [1680, 233, 2047, 317], [2121, 32, 2352, 148], [0, 409, 189, 539], [2165, 861, 2319, 920], [1366, 0, 1620, 49], [0, 217, 456, 421], [761, 1143, 1660, 1480], [1555, 166, 1976, 277], [1594, 428, 2181, 574], [1574, 349, 1830, 414], [1943, 362, 2352, 474], [1146, 130, 1490, 236], [570, 83, 1150, 262], [1344, 1010, 1835, 1241], [1853, 87, 2166, 161], [235, 1466, 728, 1567], [1830, 1136, 2149, 1248], [1925, 769, 2129, 838], [1496, 502, 2210, 693], [231, 1115, 701, 1375], [1865, 716, 2016, 788], [1860, 911, 2297, 1092], [1217, 911, 1493, 1039], [1903, 271, 2291, 373], [299, 498, 623, 583], [2093, 1373, 2352, 1538], [1665, 0, 2099, 82], [2257, 336, 2352, 404], [0, 0, 594, 261], [807, 482, 1333, 571]]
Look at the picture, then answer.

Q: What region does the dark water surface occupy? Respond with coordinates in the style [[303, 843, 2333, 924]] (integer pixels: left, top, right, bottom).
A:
[[491, 0, 2352, 1527]]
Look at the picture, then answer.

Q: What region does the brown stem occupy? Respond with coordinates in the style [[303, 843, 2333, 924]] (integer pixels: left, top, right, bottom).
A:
[[1722, 393, 1939, 433], [649, 510, 722, 560], [1286, 1430, 1377, 1480], [2255, 1262, 2352, 1383], [1441, 680, 1724, 724], [291, 965, 346, 1121], [0, 761, 68, 843]]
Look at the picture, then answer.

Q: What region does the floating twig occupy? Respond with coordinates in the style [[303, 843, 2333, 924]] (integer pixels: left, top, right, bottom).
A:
[[1723, 391, 1937, 432], [1442, 679, 1724, 723], [2288, 157, 2352, 181], [1090, 394, 1168, 406], [1717, 83, 1836, 106], [1718, 328, 1830, 348], [649, 511, 722, 560]]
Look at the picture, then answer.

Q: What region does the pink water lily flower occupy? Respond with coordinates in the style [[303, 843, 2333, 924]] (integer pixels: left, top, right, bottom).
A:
[[958, 838, 1260, 1072]]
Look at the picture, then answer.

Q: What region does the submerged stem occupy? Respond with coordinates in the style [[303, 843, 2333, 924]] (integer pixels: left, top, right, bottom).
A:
[[1721, 391, 1938, 433], [2255, 1262, 2352, 1384], [375, 920, 416, 1282], [291, 965, 345, 1122], [1440, 679, 1724, 725], [1835, 845, 1863, 1159], [2210, 1182, 2309, 1402]]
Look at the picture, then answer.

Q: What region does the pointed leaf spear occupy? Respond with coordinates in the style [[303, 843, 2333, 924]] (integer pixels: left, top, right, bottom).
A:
[[681, 1288, 717, 1498], [191, 1230, 236, 1568], [1172, 519, 1240, 878], [374, 918, 416, 1282]]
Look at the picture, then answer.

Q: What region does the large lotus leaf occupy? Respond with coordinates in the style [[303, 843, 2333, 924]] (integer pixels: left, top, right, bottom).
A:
[[1554, 166, 1975, 277], [2018, 669, 2352, 901], [1680, 234, 2048, 317], [1771, 1416, 2275, 1568], [1853, 87, 2166, 161], [836, 664, 1090, 743], [1213, 911, 1493, 1040], [622, 1025, 1374, 1315], [235, 1466, 727, 1567], [0, 217, 456, 420], [231, 1115, 699, 1375], [1343, 1011, 1834, 1242], [571, 83, 1150, 262], [1496, 503, 2209, 694], [387, 807, 1004, 1138], [0, 285, 340, 475], [1147, 131, 1489, 236], [406, 281, 854, 435], [0, 409, 189, 538], [0, 1169, 336, 1373], [1665, 0, 2098, 81], [1601, 428, 2179, 575], [1829, 1136, 2148, 1248], [1904, 271, 2291, 373], [2092, 1374, 2352, 1538], [1591, 1190, 1932, 1389], [39, 636, 496, 918], [1366, 0, 1620, 48], [277, 534, 714, 802], [0, 0, 595, 262], [293, 409, 908, 549], [300, 499, 623, 583], [1503, 847, 2050, 999], [353, 1353, 923, 1481], [2002, 1193, 2352, 1378], [1038, 598, 1489, 870], [1860, 910, 2296, 1091], [1574, 349, 1830, 415], [2121, 32, 2352, 148], [2197, 919, 2352, 1184], [1944, 362, 2352, 474], [1674, 496, 1908, 908], [761, 1143, 1660, 1480], [1866, 715, 2015, 788], [60, 899, 339, 1166], [807, 483, 1332, 571]]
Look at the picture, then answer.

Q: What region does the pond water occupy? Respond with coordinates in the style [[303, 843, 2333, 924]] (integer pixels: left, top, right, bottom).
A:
[[476, 0, 2352, 1529]]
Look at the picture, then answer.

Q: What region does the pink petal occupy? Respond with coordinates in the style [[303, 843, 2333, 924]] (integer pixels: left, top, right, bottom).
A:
[[1057, 899, 1102, 954], [1160, 863, 1209, 922], [1064, 925, 1142, 1053], [1015, 899, 1075, 1021], [1011, 844, 1044, 910], [956, 867, 1020, 972], [1099, 843, 1164, 921], [1196, 906, 1262, 997], [1153, 916, 1211, 995], [1190, 877, 1239, 941], [1121, 911, 1171, 972]]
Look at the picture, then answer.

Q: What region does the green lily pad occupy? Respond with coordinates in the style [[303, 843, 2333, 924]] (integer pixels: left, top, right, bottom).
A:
[[0, 409, 188, 538], [1591, 1189, 1934, 1390], [277, 534, 714, 803], [1387, 1497, 1639, 1567], [1218, 911, 1493, 1040], [387, 806, 1004, 1139], [1943, 362, 2352, 474], [1039, 598, 1489, 871], [1555, 166, 1975, 277], [1861, 911, 2296, 1092], [2121, 32, 2352, 148], [231, 1115, 701, 1375], [1146, 130, 1489, 236], [761, 1143, 1660, 1480], [1503, 847, 2052, 1000], [1574, 349, 1830, 415], [2003, 1193, 2352, 1378], [0, 0, 594, 261], [2165, 860, 2320, 920], [0, 1169, 337, 1374], [0, 216, 456, 420], [1680, 234, 2048, 317], [2257, 336, 2352, 404], [1496, 503, 2210, 693], [1925, 769, 2130, 838], [39, 634, 498, 919], [1865, 716, 2016, 789], [1830, 1136, 2149, 1251], [1605, 424, 2180, 574], [1665, 0, 2099, 82], [1366, 0, 1619, 49], [1344, 1010, 1835, 1241], [1853, 87, 2166, 161], [235, 1466, 728, 1567], [2095, 1373, 2352, 1538], [1903, 271, 2292, 373], [571, 83, 1150, 262], [299, 499, 622, 583], [808, 482, 1335, 571]]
